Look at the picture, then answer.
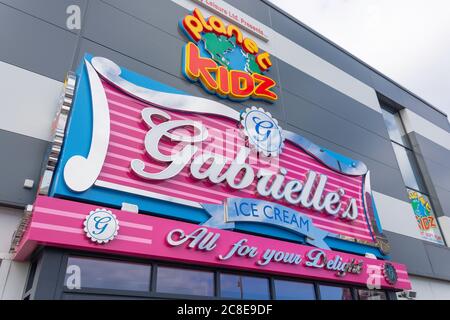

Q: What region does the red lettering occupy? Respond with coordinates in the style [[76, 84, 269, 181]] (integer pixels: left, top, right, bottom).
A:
[[217, 66, 230, 97], [256, 52, 272, 72], [183, 42, 218, 91], [252, 73, 277, 102], [229, 70, 254, 100]]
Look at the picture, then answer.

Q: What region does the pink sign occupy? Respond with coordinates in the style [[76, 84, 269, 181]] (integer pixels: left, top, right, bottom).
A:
[[14, 196, 411, 290], [98, 79, 373, 243]]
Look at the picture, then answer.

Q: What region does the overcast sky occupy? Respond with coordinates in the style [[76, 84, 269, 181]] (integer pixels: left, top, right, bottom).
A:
[[270, 0, 450, 117]]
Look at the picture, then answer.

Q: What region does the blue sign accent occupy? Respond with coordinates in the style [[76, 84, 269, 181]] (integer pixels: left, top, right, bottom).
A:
[[202, 198, 330, 250], [92, 215, 112, 235], [253, 115, 274, 142], [242, 108, 284, 156]]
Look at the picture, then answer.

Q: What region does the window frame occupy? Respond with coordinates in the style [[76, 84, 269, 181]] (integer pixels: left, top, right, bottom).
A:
[[218, 272, 271, 300], [155, 264, 216, 297], [56, 250, 392, 300], [316, 283, 355, 301], [63, 255, 153, 294], [381, 104, 428, 192], [272, 278, 317, 300]]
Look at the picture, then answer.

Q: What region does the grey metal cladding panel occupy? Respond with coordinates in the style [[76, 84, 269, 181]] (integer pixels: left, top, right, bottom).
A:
[[224, 0, 272, 26], [371, 73, 450, 131], [401, 93, 450, 132], [383, 231, 434, 277], [424, 242, 450, 279], [101, 0, 272, 45], [412, 153, 444, 216], [32, 248, 64, 300], [284, 123, 409, 202], [265, 56, 292, 101], [409, 132, 450, 171], [0, 3, 78, 81], [407, 132, 450, 216], [0, 129, 49, 207], [0, 0, 87, 34], [85, 0, 281, 88], [268, 7, 374, 86], [366, 163, 409, 203], [408, 139, 450, 191], [74, 39, 285, 121], [434, 186, 450, 217], [427, 192, 445, 218], [419, 158, 450, 192], [83, 0, 184, 79], [282, 90, 399, 169], [75, 39, 197, 93], [276, 59, 388, 137], [101, 0, 189, 40]]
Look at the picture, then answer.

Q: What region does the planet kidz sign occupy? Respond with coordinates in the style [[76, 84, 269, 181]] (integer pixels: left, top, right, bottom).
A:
[[10, 11, 412, 292], [180, 8, 277, 102]]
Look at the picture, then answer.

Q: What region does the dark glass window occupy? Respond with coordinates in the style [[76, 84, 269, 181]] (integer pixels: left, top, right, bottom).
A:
[[357, 289, 388, 300], [64, 256, 151, 292], [381, 106, 427, 192], [391, 143, 427, 191], [274, 279, 316, 300], [156, 266, 214, 296], [318, 285, 353, 300], [220, 274, 270, 299], [381, 108, 409, 146]]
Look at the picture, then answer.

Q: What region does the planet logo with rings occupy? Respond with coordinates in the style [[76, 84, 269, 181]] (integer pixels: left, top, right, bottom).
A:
[[240, 107, 284, 157]]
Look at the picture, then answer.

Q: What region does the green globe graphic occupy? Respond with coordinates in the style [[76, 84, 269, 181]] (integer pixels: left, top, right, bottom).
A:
[[200, 33, 262, 74]]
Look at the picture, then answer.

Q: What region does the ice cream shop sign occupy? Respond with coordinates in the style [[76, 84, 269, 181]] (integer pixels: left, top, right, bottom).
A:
[[8, 8, 414, 293], [41, 54, 391, 259]]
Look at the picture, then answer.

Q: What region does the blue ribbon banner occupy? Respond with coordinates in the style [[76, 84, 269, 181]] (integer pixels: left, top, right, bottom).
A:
[[201, 198, 330, 249]]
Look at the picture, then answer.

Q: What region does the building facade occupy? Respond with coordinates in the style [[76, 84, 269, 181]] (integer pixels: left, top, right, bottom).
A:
[[0, 0, 449, 300]]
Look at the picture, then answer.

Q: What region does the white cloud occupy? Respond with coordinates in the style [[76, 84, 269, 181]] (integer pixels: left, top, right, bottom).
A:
[[270, 0, 450, 117]]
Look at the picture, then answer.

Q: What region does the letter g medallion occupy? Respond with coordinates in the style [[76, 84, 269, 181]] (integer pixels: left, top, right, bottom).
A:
[[84, 209, 119, 244]]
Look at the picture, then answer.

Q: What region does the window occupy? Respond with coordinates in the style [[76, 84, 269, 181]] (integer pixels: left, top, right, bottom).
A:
[[391, 143, 427, 191], [156, 266, 214, 296], [64, 256, 151, 292], [381, 107, 427, 191], [381, 108, 409, 146], [357, 289, 388, 300], [381, 105, 444, 245], [60, 257, 397, 299], [318, 285, 353, 300], [220, 274, 270, 299], [274, 279, 316, 300]]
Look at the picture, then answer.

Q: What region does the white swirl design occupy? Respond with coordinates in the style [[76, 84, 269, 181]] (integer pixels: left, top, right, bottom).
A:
[[63, 59, 111, 192]]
